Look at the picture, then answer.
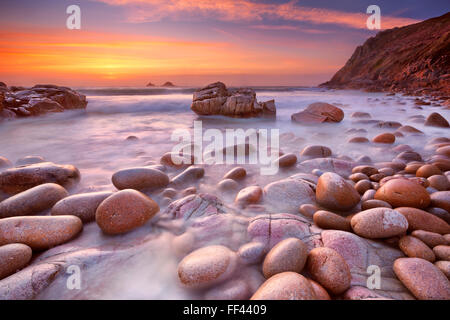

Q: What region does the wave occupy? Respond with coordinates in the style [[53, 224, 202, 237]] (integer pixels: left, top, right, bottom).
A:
[[77, 86, 318, 96]]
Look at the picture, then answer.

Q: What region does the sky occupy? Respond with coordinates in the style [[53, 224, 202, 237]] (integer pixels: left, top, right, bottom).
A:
[[0, 0, 448, 87]]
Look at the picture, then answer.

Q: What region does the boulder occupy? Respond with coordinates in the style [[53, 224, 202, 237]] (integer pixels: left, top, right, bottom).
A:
[[0, 162, 80, 195], [0, 216, 83, 250], [95, 189, 159, 235], [393, 258, 450, 300], [291, 102, 344, 124], [0, 183, 68, 218]]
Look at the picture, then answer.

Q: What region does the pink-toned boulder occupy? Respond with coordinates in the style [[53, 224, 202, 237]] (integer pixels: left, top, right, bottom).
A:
[[396, 207, 450, 234], [178, 245, 238, 288], [0, 183, 68, 218], [393, 258, 450, 300], [0, 243, 32, 280], [375, 178, 430, 209], [95, 189, 159, 235], [351, 208, 408, 239], [306, 247, 351, 295], [316, 172, 360, 211], [262, 238, 308, 278], [251, 272, 316, 300], [398, 236, 436, 262]]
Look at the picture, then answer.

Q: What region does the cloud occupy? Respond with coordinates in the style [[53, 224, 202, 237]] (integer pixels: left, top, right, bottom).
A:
[[96, 0, 420, 29]]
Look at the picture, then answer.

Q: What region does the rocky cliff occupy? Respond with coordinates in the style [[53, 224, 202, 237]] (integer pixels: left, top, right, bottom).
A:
[[321, 12, 450, 97]]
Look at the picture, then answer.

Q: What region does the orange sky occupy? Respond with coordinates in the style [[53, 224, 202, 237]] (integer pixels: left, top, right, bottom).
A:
[[1, 0, 435, 87]]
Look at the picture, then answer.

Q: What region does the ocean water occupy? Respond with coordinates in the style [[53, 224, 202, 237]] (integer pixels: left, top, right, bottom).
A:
[[0, 86, 448, 195], [1, 87, 449, 299]]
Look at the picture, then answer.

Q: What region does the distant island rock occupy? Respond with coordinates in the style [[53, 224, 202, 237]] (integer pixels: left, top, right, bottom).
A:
[[191, 82, 276, 117], [0, 83, 87, 120], [321, 12, 450, 97], [161, 82, 176, 87], [146, 82, 156, 87]]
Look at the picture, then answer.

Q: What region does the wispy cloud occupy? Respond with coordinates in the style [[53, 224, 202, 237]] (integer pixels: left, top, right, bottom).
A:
[[96, 0, 420, 29]]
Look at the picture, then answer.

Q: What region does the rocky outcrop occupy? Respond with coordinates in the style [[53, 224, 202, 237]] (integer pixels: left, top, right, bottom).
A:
[[191, 82, 276, 117], [146, 82, 155, 87], [162, 82, 175, 87], [0, 83, 87, 119], [321, 13, 450, 96]]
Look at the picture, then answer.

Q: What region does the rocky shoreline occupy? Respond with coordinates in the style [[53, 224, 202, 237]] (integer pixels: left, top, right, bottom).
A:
[[0, 83, 87, 120], [0, 86, 449, 299]]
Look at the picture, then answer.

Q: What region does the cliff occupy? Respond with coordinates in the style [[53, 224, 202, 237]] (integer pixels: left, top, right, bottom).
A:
[[321, 12, 450, 97]]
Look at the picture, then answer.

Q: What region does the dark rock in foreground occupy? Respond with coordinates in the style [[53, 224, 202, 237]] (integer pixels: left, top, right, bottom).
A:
[[320, 13, 450, 97], [191, 82, 276, 117], [0, 83, 87, 119]]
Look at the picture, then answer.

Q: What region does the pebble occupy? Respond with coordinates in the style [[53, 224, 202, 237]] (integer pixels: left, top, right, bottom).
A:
[[316, 172, 360, 211], [251, 272, 316, 300], [361, 199, 392, 210], [352, 165, 378, 176], [308, 279, 331, 300], [95, 189, 159, 235], [0, 162, 80, 195], [300, 145, 332, 158], [178, 245, 237, 288], [263, 178, 315, 213], [0, 183, 68, 218], [433, 245, 450, 261], [217, 179, 239, 191], [430, 191, 450, 212], [416, 164, 442, 178], [354, 179, 372, 195], [235, 186, 263, 206], [262, 238, 308, 278], [313, 210, 352, 231], [372, 133, 395, 144], [0, 243, 32, 280], [0, 157, 12, 169], [223, 167, 246, 180], [348, 137, 369, 143], [396, 207, 450, 234], [238, 242, 266, 265], [375, 178, 430, 209], [112, 167, 169, 191], [298, 204, 318, 219], [349, 173, 369, 183], [398, 236, 436, 262], [170, 166, 205, 187], [434, 261, 450, 279], [275, 153, 297, 167], [51, 191, 113, 222], [361, 189, 376, 202], [306, 247, 351, 295], [351, 208, 408, 238], [393, 257, 450, 300], [411, 230, 448, 248], [15, 156, 45, 166], [427, 175, 450, 191], [424, 112, 450, 128], [0, 216, 82, 250]]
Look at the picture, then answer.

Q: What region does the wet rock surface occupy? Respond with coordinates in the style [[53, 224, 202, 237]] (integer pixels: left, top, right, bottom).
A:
[[0, 84, 87, 119]]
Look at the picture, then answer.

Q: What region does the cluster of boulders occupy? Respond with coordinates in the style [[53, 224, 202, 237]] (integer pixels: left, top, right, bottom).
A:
[[191, 82, 276, 117], [0, 82, 87, 119], [0, 121, 449, 299]]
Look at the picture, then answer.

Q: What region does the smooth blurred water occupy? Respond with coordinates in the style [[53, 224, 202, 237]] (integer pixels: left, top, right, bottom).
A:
[[0, 87, 448, 194]]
